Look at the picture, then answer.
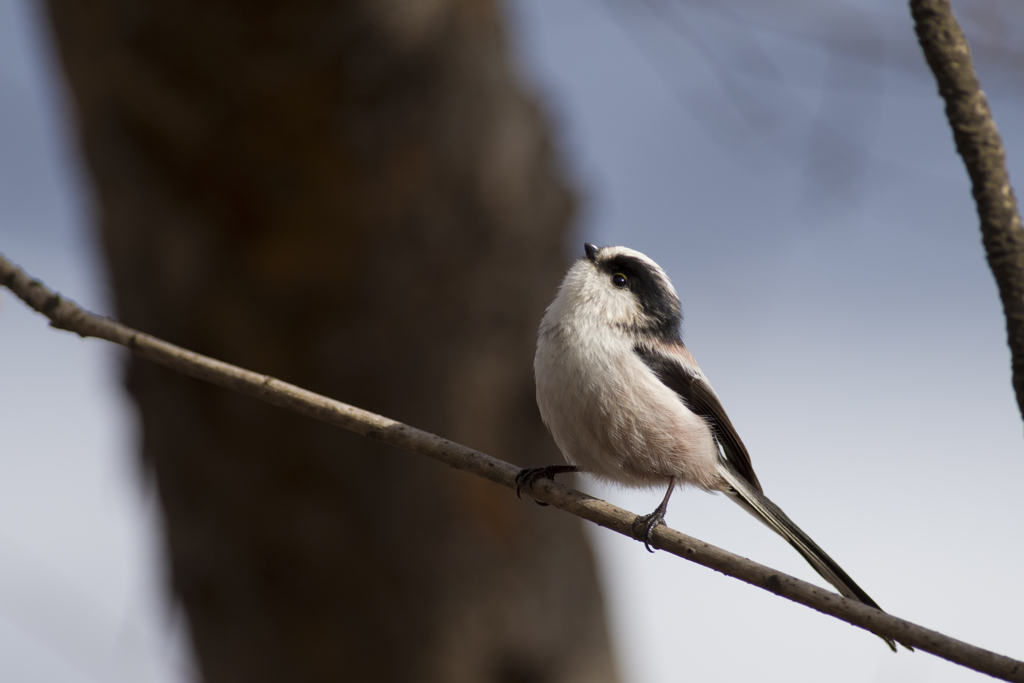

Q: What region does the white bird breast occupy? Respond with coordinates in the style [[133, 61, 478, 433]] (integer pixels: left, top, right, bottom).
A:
[[534, 261, 722, 492]]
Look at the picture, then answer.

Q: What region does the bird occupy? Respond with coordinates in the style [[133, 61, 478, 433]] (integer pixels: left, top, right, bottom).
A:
[[518, 242, 904, 652]]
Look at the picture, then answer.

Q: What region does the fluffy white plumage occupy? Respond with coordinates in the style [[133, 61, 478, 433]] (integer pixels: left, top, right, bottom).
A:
[[525, 243, 904, 651], [534, 248, 720, 491]]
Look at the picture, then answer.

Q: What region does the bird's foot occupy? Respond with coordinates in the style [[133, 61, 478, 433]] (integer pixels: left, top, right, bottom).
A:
[[633, 508, 667, 553], [515, 465, 579, 506], [633, 477, 677, 552]]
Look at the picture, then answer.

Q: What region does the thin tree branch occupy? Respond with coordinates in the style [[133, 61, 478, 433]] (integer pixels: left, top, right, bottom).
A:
[[910, 0, 1024, 426], [2, 251, 1022, 683]]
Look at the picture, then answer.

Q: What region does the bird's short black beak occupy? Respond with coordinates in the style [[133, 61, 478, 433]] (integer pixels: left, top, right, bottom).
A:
[[584, 243, 599, 263]]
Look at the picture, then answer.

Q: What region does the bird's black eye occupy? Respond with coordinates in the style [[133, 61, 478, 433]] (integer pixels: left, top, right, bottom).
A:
[[611, 273, 627, 288]]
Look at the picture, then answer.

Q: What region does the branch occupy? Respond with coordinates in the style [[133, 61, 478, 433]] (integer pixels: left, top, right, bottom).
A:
[[2, 251, 1022, 683], [910, 0, 1024, 426]]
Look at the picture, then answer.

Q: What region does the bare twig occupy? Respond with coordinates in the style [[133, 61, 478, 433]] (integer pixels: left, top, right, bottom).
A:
[[910, 0, 1024, 426], [2, 251, 1022, 682]]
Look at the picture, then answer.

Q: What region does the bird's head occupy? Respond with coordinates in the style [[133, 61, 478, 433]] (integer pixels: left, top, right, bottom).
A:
[[547, 243, 682, 341]]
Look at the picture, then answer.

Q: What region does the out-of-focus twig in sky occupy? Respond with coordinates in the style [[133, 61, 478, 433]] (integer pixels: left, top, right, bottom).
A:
[[603, 0, 1024, 207]]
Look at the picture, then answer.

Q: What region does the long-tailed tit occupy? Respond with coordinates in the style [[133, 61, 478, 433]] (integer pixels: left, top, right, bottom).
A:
[[519, 243, 903, 651]]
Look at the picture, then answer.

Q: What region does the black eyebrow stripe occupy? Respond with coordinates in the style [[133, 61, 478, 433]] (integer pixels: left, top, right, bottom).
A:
[[599, 253, 682, 342], [602, 255, 659, 277]]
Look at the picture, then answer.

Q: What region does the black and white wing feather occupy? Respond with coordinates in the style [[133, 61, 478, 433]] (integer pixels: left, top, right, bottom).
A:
[[633, 340, 904, 651], [633, 342, 762, 492]]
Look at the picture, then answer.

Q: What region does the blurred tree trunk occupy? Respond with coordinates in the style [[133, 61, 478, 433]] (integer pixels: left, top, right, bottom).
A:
[[42, 2, 618, 682]]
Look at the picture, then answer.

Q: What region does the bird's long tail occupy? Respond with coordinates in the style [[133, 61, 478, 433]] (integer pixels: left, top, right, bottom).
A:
[[716, 458, 905, 652]]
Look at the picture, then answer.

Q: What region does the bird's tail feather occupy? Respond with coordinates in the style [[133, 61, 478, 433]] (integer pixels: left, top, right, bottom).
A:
[[716, 458, 905, 652]]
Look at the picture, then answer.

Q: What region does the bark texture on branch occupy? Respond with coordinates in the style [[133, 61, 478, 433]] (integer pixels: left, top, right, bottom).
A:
[[3, 252, 1024, 683], [910, 0, 1024, 425], [39, 2, 615, 682]]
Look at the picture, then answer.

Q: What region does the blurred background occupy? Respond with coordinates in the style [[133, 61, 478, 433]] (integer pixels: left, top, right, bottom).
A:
[[1, 0, 1023, 681]]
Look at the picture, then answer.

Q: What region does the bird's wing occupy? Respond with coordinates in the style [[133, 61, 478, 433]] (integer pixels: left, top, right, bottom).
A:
[[633, 342, 763, 493]]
